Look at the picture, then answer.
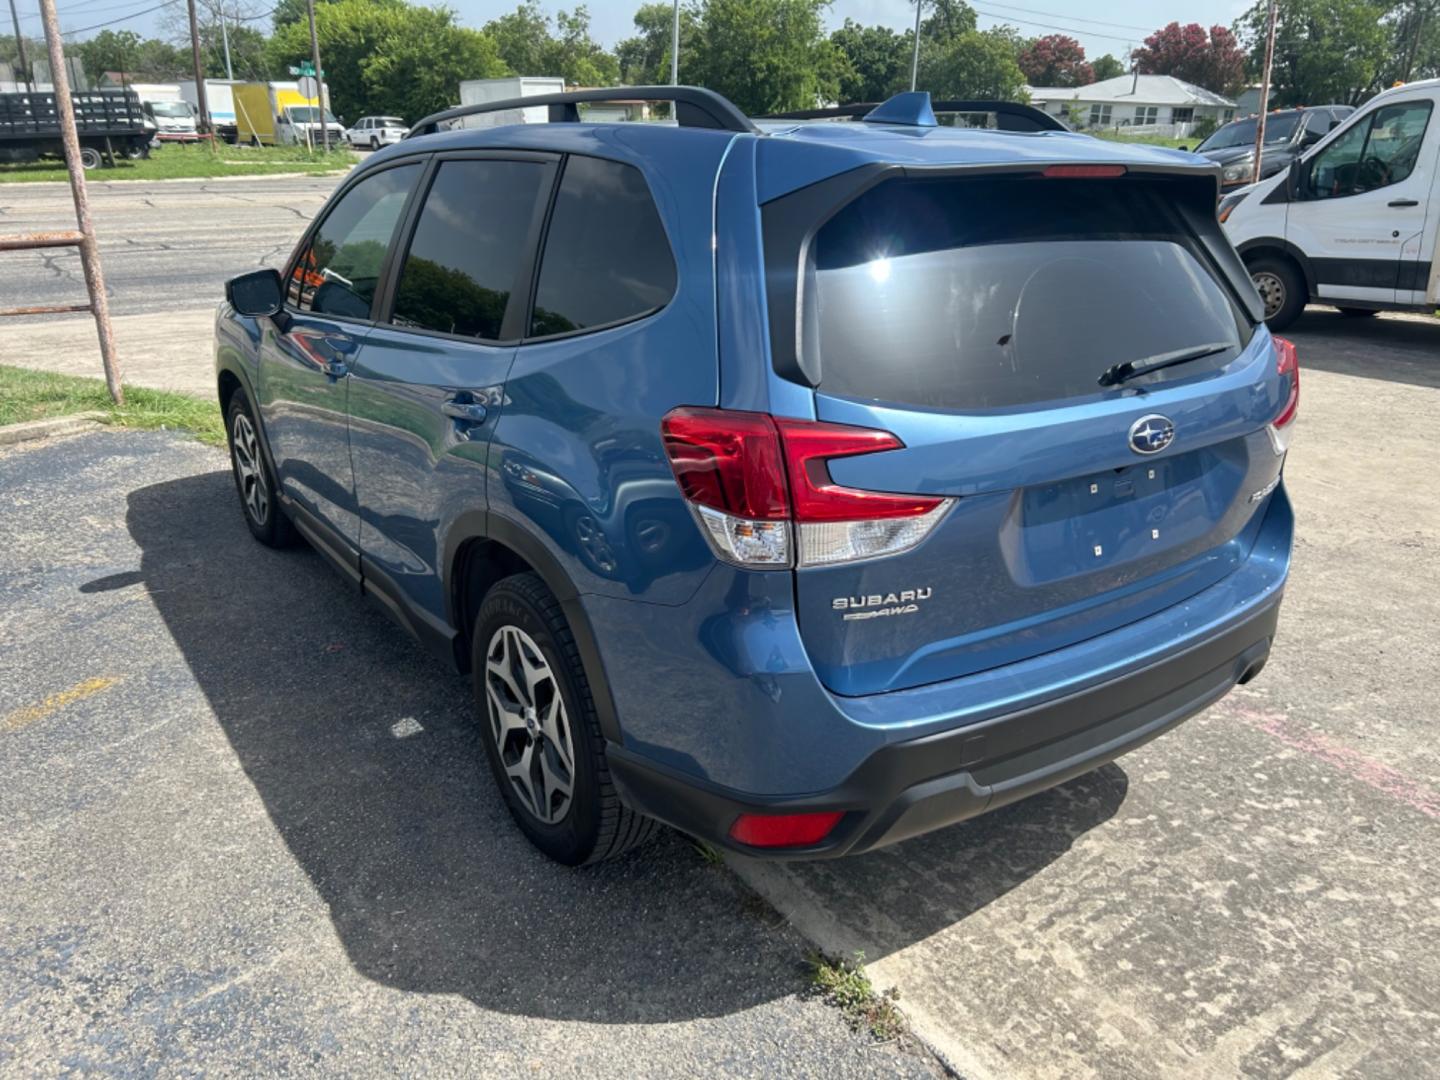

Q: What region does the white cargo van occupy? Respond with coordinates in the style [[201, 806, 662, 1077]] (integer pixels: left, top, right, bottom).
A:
[[1222, 77, 1440, 329]]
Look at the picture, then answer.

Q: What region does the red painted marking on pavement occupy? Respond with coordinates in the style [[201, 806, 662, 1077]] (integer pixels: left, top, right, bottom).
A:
[[1230, 704, 1440, 820]]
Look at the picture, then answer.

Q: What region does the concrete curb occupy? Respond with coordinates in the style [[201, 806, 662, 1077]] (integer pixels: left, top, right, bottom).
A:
[[0, 412, 106, 446], [0, 168, 353, 188]]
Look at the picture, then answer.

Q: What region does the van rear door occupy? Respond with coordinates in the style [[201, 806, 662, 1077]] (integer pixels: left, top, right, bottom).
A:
[[765, 168, 1293, 697]]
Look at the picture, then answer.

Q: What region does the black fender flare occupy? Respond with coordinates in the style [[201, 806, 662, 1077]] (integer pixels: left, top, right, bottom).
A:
[[442, 510, 624, 745], [1238, 238, 1318, 296]]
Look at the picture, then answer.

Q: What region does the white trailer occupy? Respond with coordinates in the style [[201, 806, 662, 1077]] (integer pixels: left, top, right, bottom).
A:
[[179, 79, 238, 142], [456, 76, 565, 128]]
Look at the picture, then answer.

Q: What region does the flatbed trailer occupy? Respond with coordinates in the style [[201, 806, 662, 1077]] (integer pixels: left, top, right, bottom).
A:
[[0, 89, 152, 169]]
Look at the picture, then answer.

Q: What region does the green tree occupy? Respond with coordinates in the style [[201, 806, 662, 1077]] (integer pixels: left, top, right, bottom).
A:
[[615, 2, 699, 84], [269, 0, 507, 121], [829, 19, 908, 102], [1237, 0, 1390, 105], [920, 0, 978, 42], [70, 30, 190, 81], [1090, 53, 1125, 81], [686, 0, 841, 113], [485, 1, 617, 84], [918, 24, 1027, 99]]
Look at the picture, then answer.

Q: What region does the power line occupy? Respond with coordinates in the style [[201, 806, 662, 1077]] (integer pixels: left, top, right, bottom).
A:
[[976, 1, 1152, 35], [15, 0, 166, 24], [60, 0, 182, 35], [972, 7, 1140, 45]]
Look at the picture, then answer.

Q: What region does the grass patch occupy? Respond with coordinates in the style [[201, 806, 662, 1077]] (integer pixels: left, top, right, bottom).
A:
[[0, 364, 224, 446], [0, 142, 355, 183], [808, 951, 907, 1042], [1090, 130, 1196, 151]]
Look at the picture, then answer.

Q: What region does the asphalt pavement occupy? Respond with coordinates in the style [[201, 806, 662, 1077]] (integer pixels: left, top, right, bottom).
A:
[[0, 429, 940, 1077]]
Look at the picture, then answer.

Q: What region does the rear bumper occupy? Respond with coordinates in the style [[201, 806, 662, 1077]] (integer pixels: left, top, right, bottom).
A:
[[609, 593, 1280, 858]]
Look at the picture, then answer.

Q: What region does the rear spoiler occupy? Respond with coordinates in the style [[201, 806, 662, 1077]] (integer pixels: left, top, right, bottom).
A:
[[760, 98, 1067, 133]]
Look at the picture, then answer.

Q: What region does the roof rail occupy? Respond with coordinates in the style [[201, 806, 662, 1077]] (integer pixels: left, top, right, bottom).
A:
[[760, 99, 1068, 133], [408, 85, 758, 138]]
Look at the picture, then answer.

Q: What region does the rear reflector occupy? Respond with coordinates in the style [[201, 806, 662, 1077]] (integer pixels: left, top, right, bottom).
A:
[[1042, 164, 1127, 178], [661, 408, 952, 569], [729, 811, 844, 848]]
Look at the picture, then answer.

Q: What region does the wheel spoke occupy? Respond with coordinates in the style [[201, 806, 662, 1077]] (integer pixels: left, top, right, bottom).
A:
[[483, 622, 575, 825]]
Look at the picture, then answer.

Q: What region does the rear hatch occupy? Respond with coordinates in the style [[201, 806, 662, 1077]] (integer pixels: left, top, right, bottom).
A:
[[765, 166, 1289, 696]]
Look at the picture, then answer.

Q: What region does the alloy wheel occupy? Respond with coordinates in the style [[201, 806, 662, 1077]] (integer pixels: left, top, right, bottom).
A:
[[484, 625, 576, 825], [1252, 270, 1285, 319], [231, 412, 270, 525]]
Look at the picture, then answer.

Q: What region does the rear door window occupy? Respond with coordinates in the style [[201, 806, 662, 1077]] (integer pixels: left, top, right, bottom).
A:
[[528, 155, 676, 337], [288, 163, 419, 318], [390, 159, 548, 340], [803, 175, 1248, 410]]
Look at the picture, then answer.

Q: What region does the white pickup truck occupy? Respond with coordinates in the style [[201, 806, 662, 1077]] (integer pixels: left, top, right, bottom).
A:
[[1222, 77, 1440, 329]]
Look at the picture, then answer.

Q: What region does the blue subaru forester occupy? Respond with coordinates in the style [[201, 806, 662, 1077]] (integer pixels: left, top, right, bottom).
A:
[[216, 87, 1295, 865]]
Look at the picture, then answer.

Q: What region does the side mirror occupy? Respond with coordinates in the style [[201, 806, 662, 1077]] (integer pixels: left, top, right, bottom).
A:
[[1300, 130, 1322, 148], [227, 268, 284, 318]]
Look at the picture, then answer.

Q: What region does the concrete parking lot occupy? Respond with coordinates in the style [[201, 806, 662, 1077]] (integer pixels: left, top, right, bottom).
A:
[[2, 170, 1439, 1076]]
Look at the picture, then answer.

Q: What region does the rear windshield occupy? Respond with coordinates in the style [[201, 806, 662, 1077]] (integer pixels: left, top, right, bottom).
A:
[[804, 175, 1248, 410]]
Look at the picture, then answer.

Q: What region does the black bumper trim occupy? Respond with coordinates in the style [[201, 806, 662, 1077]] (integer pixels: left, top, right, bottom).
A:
[[608, 595, 1281, 859]]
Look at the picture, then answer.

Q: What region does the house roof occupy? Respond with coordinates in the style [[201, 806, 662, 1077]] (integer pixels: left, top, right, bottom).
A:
[[1027, 74, 1235, 109]]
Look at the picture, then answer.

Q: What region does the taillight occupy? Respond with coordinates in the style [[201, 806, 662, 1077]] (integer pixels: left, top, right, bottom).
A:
[[729, 810, 844, 848], [1273, 336, 1299, 428], [661, 407, 952, 569]]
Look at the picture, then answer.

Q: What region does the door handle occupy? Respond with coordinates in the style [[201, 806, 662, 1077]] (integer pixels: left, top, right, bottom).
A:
[[441, 399, 488, 424], [322, 359, 348, 379], [1388, 198, 1420, 207]]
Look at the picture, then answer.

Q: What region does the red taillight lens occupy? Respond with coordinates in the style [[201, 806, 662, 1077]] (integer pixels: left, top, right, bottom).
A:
[[1273, 336, 1299, 428], [729, 811, 844, 848], [774, 420, 945, 522], [661, 408, 788, 520], [1042, 164, 1127, 178], [661, 407, 952, 568]]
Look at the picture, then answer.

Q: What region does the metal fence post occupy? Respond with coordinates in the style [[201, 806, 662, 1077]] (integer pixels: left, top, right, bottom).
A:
[[35, 0, 123, 404]]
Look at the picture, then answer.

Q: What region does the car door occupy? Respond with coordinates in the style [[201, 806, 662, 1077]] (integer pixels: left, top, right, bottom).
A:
[[1288, 98, 1436, 305], [258, 160, 422, 557], [1399, 102, 1440, 306], [348, 152, 557, 627]]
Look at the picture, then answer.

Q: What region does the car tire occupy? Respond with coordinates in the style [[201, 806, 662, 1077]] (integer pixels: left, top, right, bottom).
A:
[[78, 146, 102, 170], [370, 135, 379, 150], [1336, 307, 1378, 318], [225, 393, 297, 548], [473, 572, 658, 865], [1248, 256, 1306, 331]]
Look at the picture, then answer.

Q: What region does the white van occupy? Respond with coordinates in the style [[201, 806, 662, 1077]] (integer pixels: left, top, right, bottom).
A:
[[1222, 77, 1440, 329]]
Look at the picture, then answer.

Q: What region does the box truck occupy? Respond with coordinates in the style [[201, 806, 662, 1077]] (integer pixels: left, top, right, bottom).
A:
[[233, 80, 345, 147], [180, 79, 239, 143], [127, 82, 199, 142], [456, 76, 564, 128]]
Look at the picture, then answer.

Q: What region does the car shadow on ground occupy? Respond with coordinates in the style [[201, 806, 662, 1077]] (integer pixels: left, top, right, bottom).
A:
[[121, 468, 1126, 1022], [1287, 309, 1440, 389]]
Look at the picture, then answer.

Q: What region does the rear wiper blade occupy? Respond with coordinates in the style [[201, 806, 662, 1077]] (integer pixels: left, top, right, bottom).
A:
[[1097, 342, 1233, 387]]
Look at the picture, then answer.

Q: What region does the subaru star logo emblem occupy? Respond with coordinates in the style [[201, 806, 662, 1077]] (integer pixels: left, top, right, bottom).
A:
[[1128, 414, 1175, 455]]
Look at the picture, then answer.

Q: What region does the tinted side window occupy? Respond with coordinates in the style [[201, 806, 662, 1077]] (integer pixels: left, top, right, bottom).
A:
[[529, 156, 676, 337], [289, 164, 418, 318], [391, 159, 546, 340]]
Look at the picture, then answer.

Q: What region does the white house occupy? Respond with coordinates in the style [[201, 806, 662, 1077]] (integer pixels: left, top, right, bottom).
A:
[[1028, 74, 1237, 136]]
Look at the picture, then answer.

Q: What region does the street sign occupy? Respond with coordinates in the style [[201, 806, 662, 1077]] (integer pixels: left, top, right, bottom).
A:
[[290, 61, 316, 76], [298, 75, 318, 99]]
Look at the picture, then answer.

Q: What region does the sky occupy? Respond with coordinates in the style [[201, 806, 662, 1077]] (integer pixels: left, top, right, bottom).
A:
[[29, 0, 1255, 64]]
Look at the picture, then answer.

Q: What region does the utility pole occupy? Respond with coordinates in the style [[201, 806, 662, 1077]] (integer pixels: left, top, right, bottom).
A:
[[1252, 0, 1277, 185], [34, 0, 122, 402], [7, 0, 31, 92], [669, 0, 679, 84], [910, 0, 923, 91], [217, 1, 233, 81], [185, 0, 212, 144], [306, 0, 329, 152]]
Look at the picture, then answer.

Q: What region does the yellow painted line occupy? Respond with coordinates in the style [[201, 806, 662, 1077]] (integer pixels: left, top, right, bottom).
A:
[[1, 676, 118, 733]]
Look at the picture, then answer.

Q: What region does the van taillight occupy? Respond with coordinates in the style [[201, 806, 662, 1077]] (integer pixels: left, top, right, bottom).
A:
[[661, 408, 951, 569]]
